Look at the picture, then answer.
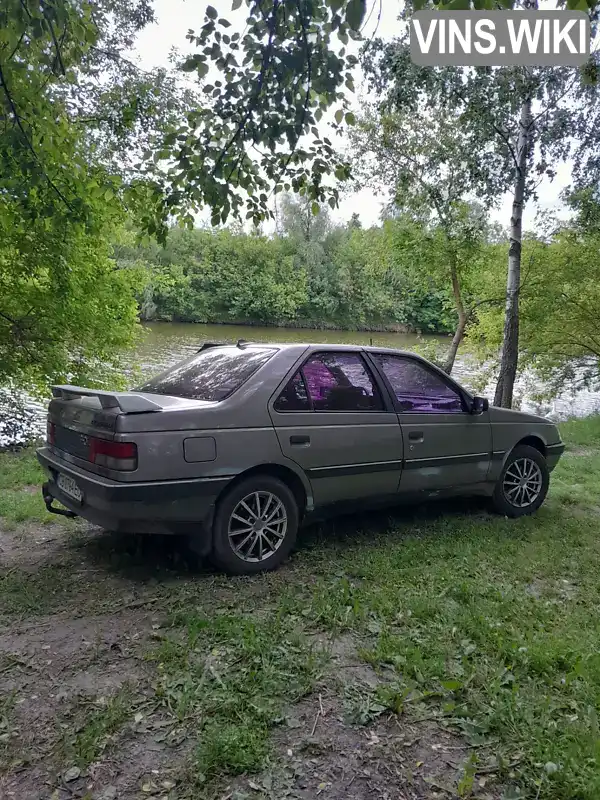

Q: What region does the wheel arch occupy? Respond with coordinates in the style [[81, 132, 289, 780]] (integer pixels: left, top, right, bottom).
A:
[[515, 435, 547, 456], [216, 463, 309, 518]]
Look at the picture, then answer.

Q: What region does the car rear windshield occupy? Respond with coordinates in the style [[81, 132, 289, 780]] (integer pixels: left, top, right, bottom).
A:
[[137, 346, 277, 401]]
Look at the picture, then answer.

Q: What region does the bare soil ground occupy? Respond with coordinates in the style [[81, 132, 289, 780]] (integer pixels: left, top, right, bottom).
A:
[[0, 522, 497, 800]]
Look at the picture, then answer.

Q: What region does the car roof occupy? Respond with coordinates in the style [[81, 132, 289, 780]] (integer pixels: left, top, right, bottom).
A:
[[235, 342, 424, 357]]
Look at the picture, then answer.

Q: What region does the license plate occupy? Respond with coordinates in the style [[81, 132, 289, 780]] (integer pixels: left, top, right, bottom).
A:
[[57, 473, 83, 503]]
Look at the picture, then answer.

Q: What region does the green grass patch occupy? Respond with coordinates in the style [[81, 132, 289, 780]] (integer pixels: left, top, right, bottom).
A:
[[152, 611, 327, 784], [0, 564, 79, 616], [560, 414, 600, 448], [0, 693, 15, 772], [273, 433, 600, 799], [0, 488, 56, 528], [0, 447, 44, 489], [0, 447, 74, 527], [59, 690, 133, 769]]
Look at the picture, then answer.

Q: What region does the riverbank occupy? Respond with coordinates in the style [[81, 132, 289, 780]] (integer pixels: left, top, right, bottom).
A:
[[142, 316, 426, 335], [1, 418, 600, 799]]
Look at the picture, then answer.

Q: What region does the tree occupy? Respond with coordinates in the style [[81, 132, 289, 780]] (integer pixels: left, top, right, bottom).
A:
[[363, 33, 600, 405], [471, 227, 600, 397], [0, 0, 369, 386], [0, 1, 166, 388], [351, 106, 491, 373]]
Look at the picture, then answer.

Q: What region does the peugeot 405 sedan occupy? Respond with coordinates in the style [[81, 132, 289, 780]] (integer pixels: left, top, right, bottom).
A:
[[37, 342, 565, 574]]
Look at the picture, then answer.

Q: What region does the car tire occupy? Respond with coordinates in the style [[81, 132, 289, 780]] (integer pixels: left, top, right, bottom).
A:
[[210, 475, 299, 575], [491, 444, 550, 518]]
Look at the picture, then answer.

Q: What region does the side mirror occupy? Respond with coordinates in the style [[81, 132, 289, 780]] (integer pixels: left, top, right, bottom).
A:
[[471, 396, 489, 415]]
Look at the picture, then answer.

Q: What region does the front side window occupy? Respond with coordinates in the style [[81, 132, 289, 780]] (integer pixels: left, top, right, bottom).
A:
[[138, 346, 276, 401], [302, 353, 383, 411], [372, 354, 464, 413]]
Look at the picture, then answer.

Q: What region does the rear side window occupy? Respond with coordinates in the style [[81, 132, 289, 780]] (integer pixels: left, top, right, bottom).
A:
[[273, 372, 310, 412], [303, 353, 383, 411], [138, 346, 276, 401], [273, 353, 383, 412]]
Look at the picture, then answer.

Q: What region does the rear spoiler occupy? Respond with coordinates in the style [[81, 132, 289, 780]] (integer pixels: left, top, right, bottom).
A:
[[51, 385, 162, 413]]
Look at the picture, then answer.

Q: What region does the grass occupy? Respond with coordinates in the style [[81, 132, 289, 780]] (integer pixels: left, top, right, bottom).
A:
[[2, 418, 600, 798], [60, 690, 134, 769], [151, 611, 327, 784], [559, 415, 600, 448], [0, 446, 74, 527], [0, 564, 81, 615]]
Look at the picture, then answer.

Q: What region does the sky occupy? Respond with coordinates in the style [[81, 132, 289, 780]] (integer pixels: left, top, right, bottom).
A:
[[131, 0, 571, 232]]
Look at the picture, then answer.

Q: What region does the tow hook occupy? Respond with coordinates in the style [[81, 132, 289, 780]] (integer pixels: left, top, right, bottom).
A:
[[42, 483, 78, 519]]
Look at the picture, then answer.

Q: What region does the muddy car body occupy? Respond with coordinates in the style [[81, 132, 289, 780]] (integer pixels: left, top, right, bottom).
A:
[[37, 342, 565, 573]]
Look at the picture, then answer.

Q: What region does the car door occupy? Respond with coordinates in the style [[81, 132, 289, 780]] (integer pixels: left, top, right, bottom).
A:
[[369, 353, 492, 494], [269, 351, 403, 508]]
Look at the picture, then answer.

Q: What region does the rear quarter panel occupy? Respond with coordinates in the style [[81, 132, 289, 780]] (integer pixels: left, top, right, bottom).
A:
[[113, 345, 310, 485]]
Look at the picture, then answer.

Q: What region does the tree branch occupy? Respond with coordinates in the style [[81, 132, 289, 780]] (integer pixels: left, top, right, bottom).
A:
[[41, 1, 66, 75], [0, 63, 74, 211], [211, 0, 279, 178]]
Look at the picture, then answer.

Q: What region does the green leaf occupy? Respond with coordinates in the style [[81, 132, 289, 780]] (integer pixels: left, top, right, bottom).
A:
[[441, 679, 462, 691], [345, 112, 356, 126], [232, 0, 243, 9], [346, 0, 366, 31], [206, 5, 218, 19], [334, 109, 344, 125], [311, 201, 320, 216]]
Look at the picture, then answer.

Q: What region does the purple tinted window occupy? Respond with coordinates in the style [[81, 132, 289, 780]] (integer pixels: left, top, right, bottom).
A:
[[301, 354, 383, 411], [373, 355, 464, 414]]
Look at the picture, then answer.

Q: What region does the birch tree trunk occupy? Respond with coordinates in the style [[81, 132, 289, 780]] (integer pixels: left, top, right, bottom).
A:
[[443, 257, 468, 375], [493, 95, 532, 408]]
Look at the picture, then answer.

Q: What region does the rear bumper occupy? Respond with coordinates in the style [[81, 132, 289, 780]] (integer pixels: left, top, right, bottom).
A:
[[37, 447, 231, 549]]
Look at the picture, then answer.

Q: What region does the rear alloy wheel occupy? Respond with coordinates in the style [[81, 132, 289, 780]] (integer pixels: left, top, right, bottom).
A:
[[491, 444, 550, 518], [211, 476, 299, 574]]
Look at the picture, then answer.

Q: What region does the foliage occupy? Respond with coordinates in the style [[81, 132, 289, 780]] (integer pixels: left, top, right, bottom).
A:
[[362, 32, 600, 403], [0, 196, 141, 391], [0, 1, 182, 390], [144, 0, 370, 236], [0, 0, 371, 390], [351, 104, 498, 371], [116, 210, 461, 334], [471, 228, 600, 392]]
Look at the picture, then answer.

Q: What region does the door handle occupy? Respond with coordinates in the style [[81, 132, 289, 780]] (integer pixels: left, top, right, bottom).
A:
[[290, 435, 310, 446], [408, 431, 424, 442]]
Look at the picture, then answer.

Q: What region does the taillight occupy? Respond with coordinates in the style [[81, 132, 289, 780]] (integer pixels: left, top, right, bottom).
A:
[[47, 421, 55, 445], [89, 438, 137, 471]]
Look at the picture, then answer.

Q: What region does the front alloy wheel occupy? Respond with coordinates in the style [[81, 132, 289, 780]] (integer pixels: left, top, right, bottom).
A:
[[492, 444, 550, 518], [502, 457, 543, 508]]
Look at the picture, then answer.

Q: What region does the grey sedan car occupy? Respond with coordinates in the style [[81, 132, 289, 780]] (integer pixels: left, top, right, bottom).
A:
[[37, 342, 565, 574]]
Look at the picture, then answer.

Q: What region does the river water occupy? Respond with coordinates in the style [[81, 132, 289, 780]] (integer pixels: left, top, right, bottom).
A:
[[5, 321, 600, 448]]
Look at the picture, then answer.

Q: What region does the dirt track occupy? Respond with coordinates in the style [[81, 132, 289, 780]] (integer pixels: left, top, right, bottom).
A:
[[0, 522, 492, 800]]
